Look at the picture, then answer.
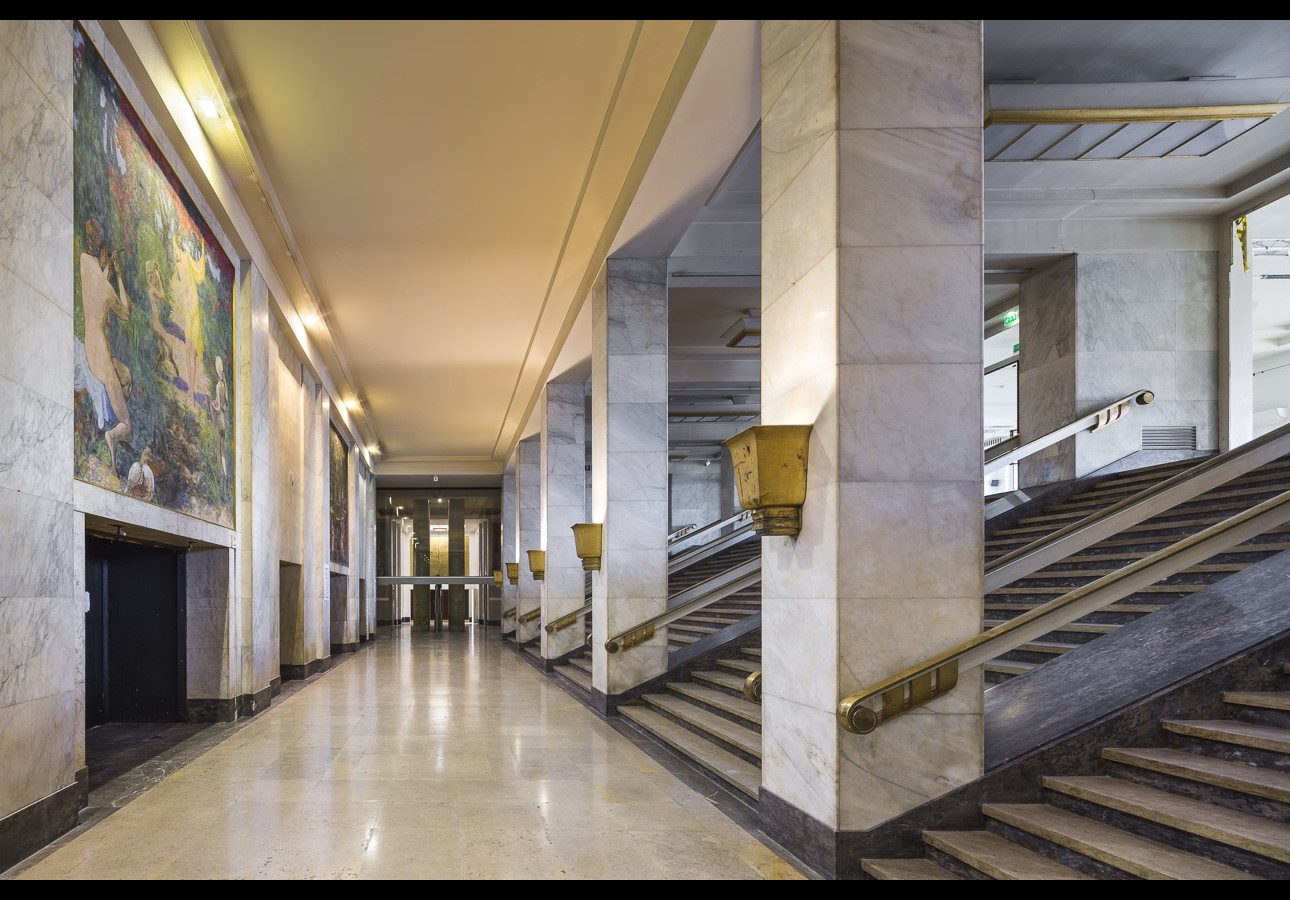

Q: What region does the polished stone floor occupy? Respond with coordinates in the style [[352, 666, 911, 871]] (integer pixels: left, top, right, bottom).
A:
[[3, 624, 814, 880]]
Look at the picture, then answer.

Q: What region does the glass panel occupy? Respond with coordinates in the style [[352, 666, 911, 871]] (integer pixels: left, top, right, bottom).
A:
[[1168, 117, 1264, 157], [991, 123, 1078, 161], [1123, 120, 1216, 158], [1080, 121, 1169, 159]]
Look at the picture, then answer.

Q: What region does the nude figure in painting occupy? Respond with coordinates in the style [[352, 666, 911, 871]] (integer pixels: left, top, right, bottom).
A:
[[75, 216, 133, 476]]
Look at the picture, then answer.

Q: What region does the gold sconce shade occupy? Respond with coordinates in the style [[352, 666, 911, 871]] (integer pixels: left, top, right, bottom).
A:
[[571, 523, 602, 571], [505, 562, 519, 585], [492, 569, 503, 587], [723, 424, 812, 536], [526, 549, 546, 580]]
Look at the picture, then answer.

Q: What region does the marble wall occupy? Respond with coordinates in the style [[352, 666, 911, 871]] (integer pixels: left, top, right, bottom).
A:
[[1019, 250, 1219, 484], [500, 465, 517, 635], [589, 258, 670, 696], [541, 381, 587, 659], [669, 461, 725, 541], [0, 19, 83, 824], [516, 437, 542, 643], [760, 20, 985, 834]]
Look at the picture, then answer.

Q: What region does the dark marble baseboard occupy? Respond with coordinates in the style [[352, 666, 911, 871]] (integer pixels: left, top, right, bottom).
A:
[[0, 777, 83, 874], [281, 656, 326, 683], [330, 641, 358, 656], [186, 697, 238, 722], [269, 675, 282, 698]]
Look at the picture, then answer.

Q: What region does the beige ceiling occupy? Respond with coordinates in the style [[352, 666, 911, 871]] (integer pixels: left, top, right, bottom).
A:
[[103, 19, 759, 485]]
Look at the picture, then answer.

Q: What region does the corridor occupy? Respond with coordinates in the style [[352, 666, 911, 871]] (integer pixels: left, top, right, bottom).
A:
[[2, 625, 812, 880]]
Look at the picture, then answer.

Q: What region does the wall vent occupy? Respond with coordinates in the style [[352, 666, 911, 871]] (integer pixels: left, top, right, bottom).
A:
[[1140, 425, 1197, 450]]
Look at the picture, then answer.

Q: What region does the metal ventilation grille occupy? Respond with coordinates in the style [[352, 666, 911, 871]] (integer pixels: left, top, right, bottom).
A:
[[1141, 425, 1197, 450]]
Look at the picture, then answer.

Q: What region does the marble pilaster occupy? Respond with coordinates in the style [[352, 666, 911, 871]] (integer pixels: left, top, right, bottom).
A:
[[1018, 250, 1220, 485], [0, 18, 78, 829], [517, 437, 542, 643], [760, 20, 985, 835], [540, 381, 587, 659], [501, 465, 518, 635], [590, 257, 670, 696]]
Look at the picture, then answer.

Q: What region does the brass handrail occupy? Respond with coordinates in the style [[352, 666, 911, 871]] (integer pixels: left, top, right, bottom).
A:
[[605, 556, 761, 653], [502, 607, 516, 619], [838, 488, 1290, 735], [985, 417, 1290, 592], [547, 603, 591, 633], [668, 514, 756, 575], [518, 607, 542, 624], [669, 509, 752, 552], [984, 389, 1154, 475]]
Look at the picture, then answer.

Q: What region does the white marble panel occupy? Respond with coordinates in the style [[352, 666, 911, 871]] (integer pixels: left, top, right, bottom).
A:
[[0, 21, 73, 125], [0, 690, 78, 815], [0, 594, 79, 706], [73, 480, 235, 547], [839, 20, 981, 130], [762, 475, 838, 602], [0, 39, 72, 215], [761, 595, 838, 710], [0, 159, 71, 304], [604, 353, 667, 403], [839, 245, 982, 365], [836, 682, 984, 831], [761, 250, 838, 398], [602, 500, 668, 552], [543, 474, 585, 509], [1176, 350, 1218, 403], [1175, 251, 1218, 305], [761, 20, 836, 214], [0, 267, 71, 402], [836, 362, 984, 483], [1177, 399, 1218, 451], [761, 133, 839, 308], [602, 549, 667, 625], [760, 695, 839, 825], [604, 266, 666, 356], [1075, 349, 1177, 406], [761, 369, 836, 456], [0, 378, 71, 501], [837, 596, 983, 707], [1018, 353, 1077, 437], [1177, 300, 1218, 352], [605, 402, 668, 452], [606, 633, 667, 696], [546, 442, 585, 479], [0, 488, 72, 597], [838, 127, 982, 250], [606, 452, 669, 504], [669, 466, 722, 532], [186, 547, 233, 698], [837, 481, 983, 601]]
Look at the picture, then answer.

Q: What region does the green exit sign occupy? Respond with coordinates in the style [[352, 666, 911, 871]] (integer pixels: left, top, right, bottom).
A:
[[1013, 343, 1020, 354], [1002, 308, 1019, 328]]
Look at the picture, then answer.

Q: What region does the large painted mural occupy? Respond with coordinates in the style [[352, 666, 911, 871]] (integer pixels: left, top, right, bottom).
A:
[[330, 424, 349, 565], [72, 24, 236, 527]]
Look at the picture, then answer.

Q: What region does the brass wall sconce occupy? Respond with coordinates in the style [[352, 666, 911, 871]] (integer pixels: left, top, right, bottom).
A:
[[723, 424, 812, 536], [492, 569, 503, 588], [571, 523, 602, 571], [526, 549, 546, 581], [505, 562, 519, 585]]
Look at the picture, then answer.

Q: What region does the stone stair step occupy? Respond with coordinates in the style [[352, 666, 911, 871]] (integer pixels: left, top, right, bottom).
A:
[[921, 829, 1094, 879], [983, 802, 1261, 880], [715, 657, 758, 675], [616, 705, 760, 801], [1222, 690, 1290, 714], [983, 602, 1163, 616], [860, 858, 962, 879], [984, 619, 1117, 636], [553, 664, 592, 692], [1042, 775, 1290, 864], [691, 669, 749, 695], [639, 693, 761, 759], [990, 584, 1202, 595], [667, 681, 762, 727], [1160, 718, 1290, 754], [1101, 746, 1290, 804]]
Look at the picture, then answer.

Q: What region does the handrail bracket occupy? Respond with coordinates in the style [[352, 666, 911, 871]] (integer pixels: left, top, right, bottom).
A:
[[838, 661, 959, 735]]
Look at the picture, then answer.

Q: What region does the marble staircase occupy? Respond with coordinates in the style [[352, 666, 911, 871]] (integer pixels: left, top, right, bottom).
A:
[[983, 455, 1290, 685], [860, 662, 1290, 879]]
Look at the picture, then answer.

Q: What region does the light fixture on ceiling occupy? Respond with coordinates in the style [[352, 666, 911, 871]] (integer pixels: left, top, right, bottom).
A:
[[722, 309, 761, 348]]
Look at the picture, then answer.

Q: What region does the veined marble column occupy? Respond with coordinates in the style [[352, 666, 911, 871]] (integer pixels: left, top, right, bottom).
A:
[[0, 19, 79, 839], [516, 437, 542, 643], [590, 257, 669, 702], [447, 497, 466, 631], [759, 21, 985, 846], [500, 464, 518, 636], [540, 381, 587, 659]]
